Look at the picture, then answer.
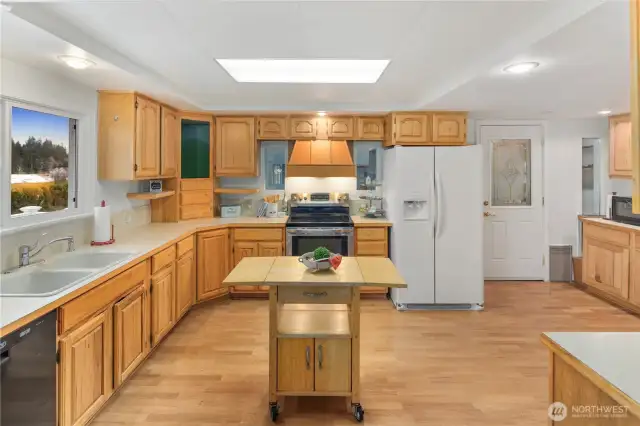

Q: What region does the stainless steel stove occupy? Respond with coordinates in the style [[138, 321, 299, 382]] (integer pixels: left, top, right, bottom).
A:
[[286, 193, 354, 256]]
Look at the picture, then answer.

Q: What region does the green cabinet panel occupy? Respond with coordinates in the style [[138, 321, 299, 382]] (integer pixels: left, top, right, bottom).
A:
[[181, 120, 210, 179]]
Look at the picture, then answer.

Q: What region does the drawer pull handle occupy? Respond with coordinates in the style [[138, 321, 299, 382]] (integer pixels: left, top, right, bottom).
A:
[[318, 345, 323, 369], [303, 291, 328, 298], [305, 346, 311, 369]]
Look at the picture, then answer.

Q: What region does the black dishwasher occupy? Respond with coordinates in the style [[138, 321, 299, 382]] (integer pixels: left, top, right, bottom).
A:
[[0, 310, 57, 426]]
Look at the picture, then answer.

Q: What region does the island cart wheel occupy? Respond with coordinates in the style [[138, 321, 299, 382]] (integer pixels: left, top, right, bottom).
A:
[[269, 403, 279, 422], [352, 404, 365, 422]]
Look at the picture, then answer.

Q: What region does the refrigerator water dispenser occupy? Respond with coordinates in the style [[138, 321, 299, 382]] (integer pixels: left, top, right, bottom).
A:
[[403, 200, 429, 221]]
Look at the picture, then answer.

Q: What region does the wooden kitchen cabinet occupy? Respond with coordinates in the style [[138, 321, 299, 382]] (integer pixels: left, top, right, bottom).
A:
[[59, 309, 113, 426], [432, 113, 467, 145], [230, 229, 284, 296], [290, 116, 317, 139], [135, 96, 161, 178], [631, 239, 640, 306], [113, 286, 148, 388], [197, 229, 229, 301], [390, 112, 430, 145], [314, 339, 351, 392], [328, 116, 354, 139], [175, 250, 195, 320], [258, 116, 289, 139], [258, 241, 283, 257], [150, 264, 175, 346], [160, 105, 179, 177], [356, 116, 385, 140], [609, 114, 633, 178], [277, 338, 315, 392], [582, 235, 630, 300], [215, 117, 257, 176]]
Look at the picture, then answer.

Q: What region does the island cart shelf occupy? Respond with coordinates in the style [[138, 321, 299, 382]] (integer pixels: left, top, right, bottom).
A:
[[223, 256, 406, 422]]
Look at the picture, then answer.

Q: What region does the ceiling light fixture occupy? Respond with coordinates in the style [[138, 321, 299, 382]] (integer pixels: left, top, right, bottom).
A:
[[58, 55, 96, 70], [503, 62, 540, 74], [317, 111, 327, 117], [216, 59, 390, 83], [598, 110, 612, 116]]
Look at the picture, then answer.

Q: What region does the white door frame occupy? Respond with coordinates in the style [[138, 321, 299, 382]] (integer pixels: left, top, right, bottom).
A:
[[475, 119, 549, 281]]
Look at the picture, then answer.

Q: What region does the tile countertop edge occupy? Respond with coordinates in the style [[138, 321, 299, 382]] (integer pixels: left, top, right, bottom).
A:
[[0, 216, 393, 336], [542, 332, 640, 413]]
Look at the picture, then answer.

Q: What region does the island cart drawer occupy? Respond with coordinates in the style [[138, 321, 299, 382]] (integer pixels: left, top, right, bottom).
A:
[[278, 286, 351, 304]]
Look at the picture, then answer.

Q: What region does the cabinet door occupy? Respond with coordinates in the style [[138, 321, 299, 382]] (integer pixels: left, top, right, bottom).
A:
[[233, 242, 259, 291], [160, 106, 179, 177], [609, 115, 633, 178], [328, 116, 354, 139], [432, 113, 466, 145], [59, 310, 113, 426], [583, 236, 630, 299], [135, 96, 161, 178], [631, 248, 640, 306], [258, 241, 283, 257], [394, 113, 430, 144], [258, 116, 288, 139], [175, 251, 195, 320], [277, 338, 314, 392], [315, 339, 351, 392], [216, 117, 257, 176], [356, 117, 384, 140], [151, 264, 175, 346], [290, 116, 317, 139], [311, 140, 332, 165], [114, 286, 148, 388], [197, 229, 229, 301]]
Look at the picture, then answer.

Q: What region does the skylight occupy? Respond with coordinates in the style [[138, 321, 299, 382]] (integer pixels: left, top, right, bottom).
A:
[[216, 59, 390, 84]]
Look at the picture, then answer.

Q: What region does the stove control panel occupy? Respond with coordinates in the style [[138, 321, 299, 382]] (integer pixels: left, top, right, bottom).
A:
[[290, 192, 350, 206]]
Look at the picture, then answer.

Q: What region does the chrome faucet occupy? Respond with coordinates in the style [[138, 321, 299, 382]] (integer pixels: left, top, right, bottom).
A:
[[18, 233, 75, 267]]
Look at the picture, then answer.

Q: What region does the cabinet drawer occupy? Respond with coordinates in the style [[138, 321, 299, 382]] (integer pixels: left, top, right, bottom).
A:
[[356, 241, 388, 256], [152, 245, 176, 274], [180, 190, 212, 206], [180, 179, 211, 191], [177, 236, 194, 258], [584, 223, 630, 247], [180, 204, 213, 220], [60, 261, 147, 333], [234, 228, 283, 241], [278, 286, 351, 304], [356, 227, 386, 241]]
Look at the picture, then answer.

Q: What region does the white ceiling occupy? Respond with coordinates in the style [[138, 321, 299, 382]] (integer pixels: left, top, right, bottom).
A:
[[0, 0, 631, 117]]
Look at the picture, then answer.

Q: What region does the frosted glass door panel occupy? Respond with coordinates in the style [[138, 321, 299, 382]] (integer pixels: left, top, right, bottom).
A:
[[491, 139, 531, 207]]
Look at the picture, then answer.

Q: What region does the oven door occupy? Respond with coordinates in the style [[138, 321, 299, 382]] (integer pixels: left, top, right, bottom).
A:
[[286, 228, 354, 256]]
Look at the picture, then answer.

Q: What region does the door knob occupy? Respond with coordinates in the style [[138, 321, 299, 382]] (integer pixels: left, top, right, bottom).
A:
[[483, 201, 489, 206], [483, 212, 496, 217]]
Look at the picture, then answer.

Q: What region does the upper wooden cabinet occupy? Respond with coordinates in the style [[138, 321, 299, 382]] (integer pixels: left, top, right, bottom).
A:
[[258, 116, 289, 140], [394, 113, 430, 144], [356, 117, 385, 140], [432, 113, 467, 145], [328, 116, 354, 139], [609, 114, 633, 178], [160, 106, 179, 177], [290, 116, 317, 139], [215, 117, 257, 176], [98, 92, 163, 180], [197, 229, 229, 301]]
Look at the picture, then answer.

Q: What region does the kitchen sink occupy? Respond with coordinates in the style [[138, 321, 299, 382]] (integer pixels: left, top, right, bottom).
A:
[[42, 251, 135, 270], [0, 269, 94, 297]]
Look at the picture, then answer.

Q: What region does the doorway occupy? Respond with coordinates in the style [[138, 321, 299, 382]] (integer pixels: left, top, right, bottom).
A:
[[480, 125, 544, 280], [581, 138, 601, 216]]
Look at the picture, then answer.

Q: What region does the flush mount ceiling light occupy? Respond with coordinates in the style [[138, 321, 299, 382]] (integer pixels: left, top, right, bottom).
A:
[[58, 55, 96, 70], [598, 110, 612, 116], [216, 59, 390, 83], [317, 111, 327, 117], [503, 62, 540, 74]]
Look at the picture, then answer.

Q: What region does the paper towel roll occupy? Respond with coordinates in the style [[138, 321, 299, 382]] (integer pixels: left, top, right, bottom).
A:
[[93, 205, 111, 243]]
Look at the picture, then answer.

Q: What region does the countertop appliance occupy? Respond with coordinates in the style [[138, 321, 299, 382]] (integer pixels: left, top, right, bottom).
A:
[[286, 193, 354, 256], [611, 196, 640, 226], [1, 310, 57, 426], [383, 145, 483, 310], [221, 205, 242, 218]]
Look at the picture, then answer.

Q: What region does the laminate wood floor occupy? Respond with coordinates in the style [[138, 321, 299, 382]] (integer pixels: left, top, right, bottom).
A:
[[93, 283, 640, 426]]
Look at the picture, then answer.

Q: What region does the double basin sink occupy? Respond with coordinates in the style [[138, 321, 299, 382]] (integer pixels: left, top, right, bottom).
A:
[[0, 251, 135, 297]]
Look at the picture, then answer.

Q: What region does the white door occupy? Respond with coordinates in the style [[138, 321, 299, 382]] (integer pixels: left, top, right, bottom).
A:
[[480, 125, 544, 280]]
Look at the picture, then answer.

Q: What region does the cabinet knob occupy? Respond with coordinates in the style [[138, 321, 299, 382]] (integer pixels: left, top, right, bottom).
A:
[[305, 346, 310, 369], [318, 345, 323, 369]]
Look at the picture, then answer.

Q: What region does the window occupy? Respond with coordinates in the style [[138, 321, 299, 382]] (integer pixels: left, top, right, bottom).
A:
[[6, 105, 77, 220], [354, 141, 383, 190], [262, 141, 287, 190]]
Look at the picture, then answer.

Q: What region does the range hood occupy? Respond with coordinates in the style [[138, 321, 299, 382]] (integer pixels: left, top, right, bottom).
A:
[[287, 140, 356, 177]]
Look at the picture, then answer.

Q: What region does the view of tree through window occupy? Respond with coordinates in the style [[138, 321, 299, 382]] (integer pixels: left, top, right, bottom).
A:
[[10, 107, 76, 216]]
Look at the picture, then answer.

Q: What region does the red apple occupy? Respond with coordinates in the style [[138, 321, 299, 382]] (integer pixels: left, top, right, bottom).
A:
[[330, 254, 343, 269]]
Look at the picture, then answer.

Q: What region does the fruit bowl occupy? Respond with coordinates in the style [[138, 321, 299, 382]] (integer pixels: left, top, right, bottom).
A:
[[298, 252, 334, 272]]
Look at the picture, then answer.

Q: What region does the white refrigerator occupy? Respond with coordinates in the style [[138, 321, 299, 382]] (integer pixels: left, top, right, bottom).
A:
[[383, 145, 483, 310]]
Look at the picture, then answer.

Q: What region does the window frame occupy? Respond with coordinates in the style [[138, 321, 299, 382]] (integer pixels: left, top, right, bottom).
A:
[[1, 97, 85, 232]]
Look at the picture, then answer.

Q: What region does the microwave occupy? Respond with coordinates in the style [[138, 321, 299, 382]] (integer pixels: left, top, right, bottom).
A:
[[611, 196, 640, 226]]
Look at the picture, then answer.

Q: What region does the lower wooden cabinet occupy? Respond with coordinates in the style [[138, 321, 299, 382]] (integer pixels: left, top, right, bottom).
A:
[[151, 264, 176, 346], [231, 231, 283, 295], [583, 235, 630, 299], [59, 309, 113, 426], [277, 338, 351, 393], [175, 250, 195, 320], [197, 229, 229, 301], [631, 248, 640, 305], [114, 286, 148, 388]]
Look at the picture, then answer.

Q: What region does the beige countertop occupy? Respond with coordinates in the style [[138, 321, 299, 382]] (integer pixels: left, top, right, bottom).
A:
[[1, 215, 393, 335], [581, 217, 640, 233]]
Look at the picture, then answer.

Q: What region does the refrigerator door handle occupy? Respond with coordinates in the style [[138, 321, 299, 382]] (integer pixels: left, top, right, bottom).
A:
[[435, 172, 444, 238], [431, 172, 438, 237]]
